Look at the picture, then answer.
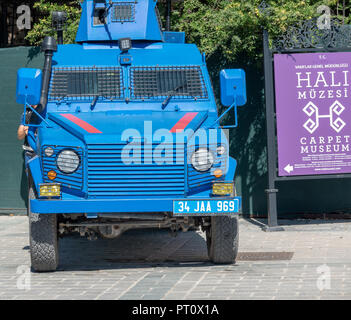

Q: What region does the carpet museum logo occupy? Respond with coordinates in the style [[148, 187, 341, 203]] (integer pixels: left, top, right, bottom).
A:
[[297, 69, 349, 134], [302, 100, 346, 134], [295, 67, 351, 156]]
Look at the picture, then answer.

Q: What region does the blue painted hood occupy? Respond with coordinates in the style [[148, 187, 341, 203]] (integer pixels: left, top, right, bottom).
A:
[[49, 111, 208, 144]]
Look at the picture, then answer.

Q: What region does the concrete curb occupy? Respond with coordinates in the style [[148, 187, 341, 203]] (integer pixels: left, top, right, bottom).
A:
[[0, 208, 27, 216]]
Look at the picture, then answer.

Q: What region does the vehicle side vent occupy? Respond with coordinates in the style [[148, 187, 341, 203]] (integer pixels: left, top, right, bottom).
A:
[[163, 31, 185, 44], [49, 66, 124, 101], [130, 66, 208, 100], [112, 2, 135, 22]]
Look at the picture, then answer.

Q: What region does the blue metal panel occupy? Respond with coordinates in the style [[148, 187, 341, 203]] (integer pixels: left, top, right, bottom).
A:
[[225, 156, 237, 182], [38, 120, 85, 148], [48, 111, 208, 144], [163, 32, 185, 43], [30, 195, 242, 214], [52, 43, 204, 68], [76, 0, 163, 43], [16, 68, 42, 105], [27, 156, 44, 193], [220, 69, 247, 107]]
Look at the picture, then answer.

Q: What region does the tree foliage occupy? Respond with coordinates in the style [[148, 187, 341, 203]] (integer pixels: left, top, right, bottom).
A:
[[26, 0, 351, 61], [172, 0, 351, 61], [25, 0, 81, 46]]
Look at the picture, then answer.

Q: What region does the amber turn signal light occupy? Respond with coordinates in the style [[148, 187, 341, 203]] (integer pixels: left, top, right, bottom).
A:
[[213, 169, 223, 178], [47, 170, 57, 180]]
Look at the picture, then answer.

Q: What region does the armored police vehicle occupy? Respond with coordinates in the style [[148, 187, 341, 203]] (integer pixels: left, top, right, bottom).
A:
[[16, 0, 246, 271]]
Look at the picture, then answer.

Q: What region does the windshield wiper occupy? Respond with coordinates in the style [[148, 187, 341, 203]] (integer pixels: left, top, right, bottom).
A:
[[91, 94, 109, 110], [161, 82, 187, 110], [91, 95, 99, 110], [105, 0, 113, 17]]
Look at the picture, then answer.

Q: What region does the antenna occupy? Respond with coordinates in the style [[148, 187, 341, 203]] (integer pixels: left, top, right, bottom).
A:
[[105, 0, 113, 17], [166, 0, 171, 31], [52, 11, 67, 45]]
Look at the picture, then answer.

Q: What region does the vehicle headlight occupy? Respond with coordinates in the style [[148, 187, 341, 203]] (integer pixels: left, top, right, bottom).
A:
[[191, 148, 214, 172], [56, 150, 80, 174]]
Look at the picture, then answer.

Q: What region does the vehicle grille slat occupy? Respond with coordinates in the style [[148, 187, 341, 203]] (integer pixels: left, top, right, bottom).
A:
[[89, 178, 184, 183], [87, 144, 185, 197], [89, 186, 184, 190]]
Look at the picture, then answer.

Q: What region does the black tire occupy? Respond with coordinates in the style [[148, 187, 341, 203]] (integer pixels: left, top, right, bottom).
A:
[[28, 186, 59, 272], [206, 215, 239, 264]]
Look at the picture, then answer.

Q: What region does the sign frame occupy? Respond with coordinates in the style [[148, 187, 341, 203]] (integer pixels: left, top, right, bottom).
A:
[[262, 17, 351, 231]]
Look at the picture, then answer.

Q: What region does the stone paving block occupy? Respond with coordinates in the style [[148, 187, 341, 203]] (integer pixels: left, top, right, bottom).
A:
[[1, 217, 351, 300]]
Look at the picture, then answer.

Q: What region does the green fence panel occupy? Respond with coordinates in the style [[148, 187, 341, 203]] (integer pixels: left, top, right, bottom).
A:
[[0, 47, 42, 214]]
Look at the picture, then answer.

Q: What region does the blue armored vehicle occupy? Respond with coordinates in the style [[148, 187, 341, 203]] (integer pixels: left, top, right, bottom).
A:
[[16, 0, 246, 271]]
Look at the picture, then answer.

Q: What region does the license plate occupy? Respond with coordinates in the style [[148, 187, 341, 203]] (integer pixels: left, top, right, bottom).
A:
[[173, 198, 240, 216]]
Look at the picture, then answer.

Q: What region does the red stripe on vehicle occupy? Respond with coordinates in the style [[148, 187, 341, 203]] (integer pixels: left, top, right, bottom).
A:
[[170, 112, 198, 133], [60, 114, 102, 134]]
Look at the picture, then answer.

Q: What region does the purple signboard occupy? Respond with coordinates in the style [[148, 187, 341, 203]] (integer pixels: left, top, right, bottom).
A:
[[274, 52, 351, 176]]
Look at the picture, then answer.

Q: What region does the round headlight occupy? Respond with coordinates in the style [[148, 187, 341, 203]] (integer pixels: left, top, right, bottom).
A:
[[56, 150, 80, 174], [44, 147, 54, 157], [216, 145, 226, 155], [191, 148, 214, 172]]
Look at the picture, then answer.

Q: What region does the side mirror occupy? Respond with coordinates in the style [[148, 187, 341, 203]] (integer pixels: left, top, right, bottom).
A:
[[220, 69, 247, 107], [16, 68, 42, 106]]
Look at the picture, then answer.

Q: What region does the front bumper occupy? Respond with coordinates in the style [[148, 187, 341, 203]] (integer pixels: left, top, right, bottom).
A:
[[30, 196, 242, 214]]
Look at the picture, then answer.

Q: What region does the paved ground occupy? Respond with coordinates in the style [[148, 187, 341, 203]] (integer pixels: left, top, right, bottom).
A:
[[0, 216, 351, 300]]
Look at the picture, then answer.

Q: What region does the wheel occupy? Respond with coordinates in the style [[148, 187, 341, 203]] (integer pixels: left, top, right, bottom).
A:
[[206, 215, 239, 264], [28, 186, 59, 272]]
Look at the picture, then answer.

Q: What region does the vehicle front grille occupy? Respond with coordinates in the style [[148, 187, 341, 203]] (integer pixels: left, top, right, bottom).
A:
[[49, 66, 124, 101], [87, 144, 186, 197]]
